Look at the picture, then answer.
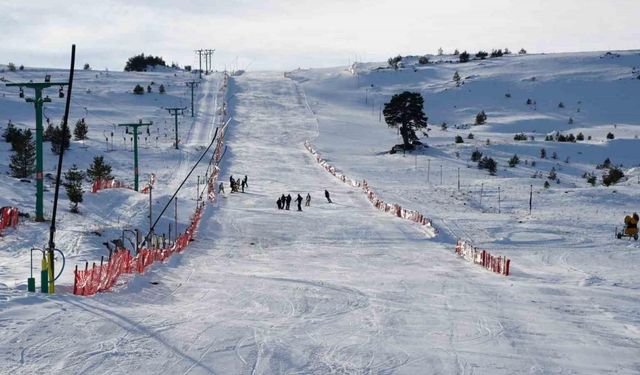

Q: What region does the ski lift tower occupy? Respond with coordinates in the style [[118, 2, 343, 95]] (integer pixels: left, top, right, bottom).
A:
[[118, 120, 153, 191], [165, 107, 187, 150], [6, 77, 69, 222]]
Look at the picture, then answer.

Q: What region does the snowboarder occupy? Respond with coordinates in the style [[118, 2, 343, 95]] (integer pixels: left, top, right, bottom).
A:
[[277, 197, 282, 209], [325, 190, 332, 203], [305, 193, 311, 207], [296, 194, 303, 211], [218, 182, 225, 194], [285, 194, 292, 210]]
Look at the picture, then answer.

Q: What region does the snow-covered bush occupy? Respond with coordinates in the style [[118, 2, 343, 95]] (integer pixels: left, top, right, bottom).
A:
[[133, 84, 145, 95], [475, 110, 487, 125], [603, 167, 624, 186], [478, 156, 497, 175]]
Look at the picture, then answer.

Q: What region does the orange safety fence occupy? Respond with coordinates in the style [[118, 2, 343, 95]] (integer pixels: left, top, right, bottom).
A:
[[91, 178, 131, 193], [0, 206, 20, 236], [140, 173, 157, 194], [74, 202, 205, 296], [455, 239, 511, 276], [304, 140, 437, 236], [74, 72, 230, 296]]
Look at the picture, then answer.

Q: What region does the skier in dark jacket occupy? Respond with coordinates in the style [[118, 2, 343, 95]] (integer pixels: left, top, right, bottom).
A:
[[241, 179, 246, 193], [296, 194, 303, 211], [243, 175, 248, 189], [285, 194, 292, 210], [325, 189, 332, 203], [277, 197, 282, 209]]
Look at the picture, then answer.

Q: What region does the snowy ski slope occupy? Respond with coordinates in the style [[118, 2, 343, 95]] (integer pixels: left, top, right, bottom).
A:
[[0, 51, 639, 374]]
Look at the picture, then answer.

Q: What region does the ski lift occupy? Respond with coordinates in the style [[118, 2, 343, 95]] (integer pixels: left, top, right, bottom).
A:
[[58, 86, 64, 98], [43, 95, 51, 103], [146, 127, 150, 135], [44, 74, 51, 83], [125, 127, 129, 134]]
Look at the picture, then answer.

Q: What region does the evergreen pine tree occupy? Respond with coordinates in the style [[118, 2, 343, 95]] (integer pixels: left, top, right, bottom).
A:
[[471, 149, 483, 162], [475, 110, 487, 125], [453, 71, 461, 86], [73, 118, 88, 140], [51, 124, 71, 154], [159, 84, 166, 94], [86, 155, 113, 182], [459, 51, 470, 63], [508, 154, 520, 167], [44, 122, 55, 142], [9, 129, 35, 178], [540, 148, 547, 158], [3, 121, 20, 146], [383, 91, 428, 151], [64, 164, 84, 213]]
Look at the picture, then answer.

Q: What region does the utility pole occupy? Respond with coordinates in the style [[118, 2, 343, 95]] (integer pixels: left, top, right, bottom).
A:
[[206, 49, 215, 74], [529, 184, 533, 214], [166, 107, 186, 149], [6, 79, 69, 222], [118, 120, 153, 191], [148, 183, 153, 240], [45, 44, 76, 294], [195, 49, 204, 79], [185, 81, 198, 117]]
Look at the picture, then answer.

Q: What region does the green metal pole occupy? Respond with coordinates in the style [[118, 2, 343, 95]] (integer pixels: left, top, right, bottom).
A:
[[6, 81, 67, 223], [133, 126, 139, 191], [190, 85, 194, 117], [173, 113, 179, 150], [34, 89, 44, 221], [190, 83, 195, 117]]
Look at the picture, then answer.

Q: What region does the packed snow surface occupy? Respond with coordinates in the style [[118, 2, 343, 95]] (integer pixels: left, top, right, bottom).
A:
[[1, 51, 639, 374]]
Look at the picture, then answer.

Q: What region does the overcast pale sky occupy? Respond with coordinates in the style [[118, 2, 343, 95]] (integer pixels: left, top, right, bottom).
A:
[[1, 0, 638, 71]]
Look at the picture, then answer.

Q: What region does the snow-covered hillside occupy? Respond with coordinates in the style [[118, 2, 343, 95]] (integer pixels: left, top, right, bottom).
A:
[[1, 51, 639, 374], [0, 66, 222, 288]]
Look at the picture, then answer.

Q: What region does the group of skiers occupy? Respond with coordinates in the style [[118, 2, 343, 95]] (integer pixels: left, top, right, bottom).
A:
[[218, 174, 335, 213], [276, 190, 332, 211], [219, 175, 248, 194]]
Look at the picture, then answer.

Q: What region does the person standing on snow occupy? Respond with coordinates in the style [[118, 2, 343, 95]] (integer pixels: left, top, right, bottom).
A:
[[285, 194, 292, 210], [241, 178, 247, 193], [218, 182, 225, 194], [243, 175, 248, 189], [277, 197, 282, 209], [296, 194, 303, 211], [325, 190, 332, 203], [305, 193, 311, 207]]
